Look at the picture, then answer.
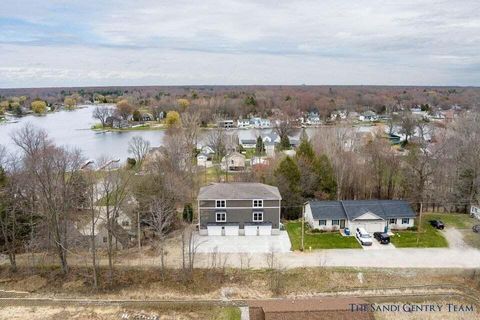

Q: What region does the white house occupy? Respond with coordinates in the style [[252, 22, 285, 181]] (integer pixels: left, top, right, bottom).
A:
[[237, 119, 251, 128], [197, 153, 213, 168], [250, 117, 271, 128], [359, 111, 378, 122], [304, 200, 416, 233], [221, 152, 246, 171]]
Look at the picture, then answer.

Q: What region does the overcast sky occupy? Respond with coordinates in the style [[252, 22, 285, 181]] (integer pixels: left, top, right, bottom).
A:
[[0, 0, 479, 88]]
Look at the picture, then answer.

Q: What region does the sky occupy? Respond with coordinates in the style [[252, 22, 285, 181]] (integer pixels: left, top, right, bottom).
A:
[[0, 0, 479, 88]]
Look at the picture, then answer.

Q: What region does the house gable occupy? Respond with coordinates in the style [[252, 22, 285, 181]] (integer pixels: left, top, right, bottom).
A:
[[353, 211, 384, 221]]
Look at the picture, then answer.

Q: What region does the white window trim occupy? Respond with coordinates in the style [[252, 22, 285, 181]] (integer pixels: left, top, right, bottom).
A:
[[216, 212, 226, 222], [402, 218, 409, 225], [332, 219, 340, 226], [253, 199, 264, 208], [253, 211, 263, 222], [319, 220, 326, 226], [215, 200, 226, 208], [389, 218, 396, 224]]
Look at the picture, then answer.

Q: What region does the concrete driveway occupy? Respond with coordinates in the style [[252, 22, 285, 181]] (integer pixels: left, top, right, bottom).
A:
[[361, 238, 396, 250], [196, 231, 292, 253]]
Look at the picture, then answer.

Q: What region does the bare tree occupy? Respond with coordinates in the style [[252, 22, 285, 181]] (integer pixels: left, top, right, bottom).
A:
[[181, 225, 203, 282], [206, 128, 226, 162], [97, 159, 132, 284], [92, 105, 114, 127], [128, 136, 151, 167], [12, 126, 85, 275]]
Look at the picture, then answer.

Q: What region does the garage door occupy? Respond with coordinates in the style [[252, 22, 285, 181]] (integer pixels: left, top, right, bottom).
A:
[[224, 225, 239, 236], [244, 225, 258, 236], [207, 225, 223, 236], [356, 222, 385, 233], [258, 225, 272, 235]]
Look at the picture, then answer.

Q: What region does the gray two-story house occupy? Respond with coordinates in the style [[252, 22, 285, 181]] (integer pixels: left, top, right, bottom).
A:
[[197, 183, 282, 236]]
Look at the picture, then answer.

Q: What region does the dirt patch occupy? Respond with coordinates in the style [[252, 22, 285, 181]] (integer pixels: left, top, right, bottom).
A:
[[13, 275, 47, 292]]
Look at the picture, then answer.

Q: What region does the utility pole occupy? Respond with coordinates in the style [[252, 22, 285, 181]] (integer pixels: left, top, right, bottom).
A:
[[301, 205, 305, 251], [416, 202, 423, 246]]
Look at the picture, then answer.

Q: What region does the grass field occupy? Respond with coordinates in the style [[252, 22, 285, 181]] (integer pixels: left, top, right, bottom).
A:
[[285, 222, 361, 250], [424, 212, 480, 249], [390, 213, 450, 248]]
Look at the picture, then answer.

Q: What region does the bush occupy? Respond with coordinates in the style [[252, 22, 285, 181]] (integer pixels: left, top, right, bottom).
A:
[[407, 226, 418, 231], [310, 229, 325, 233]]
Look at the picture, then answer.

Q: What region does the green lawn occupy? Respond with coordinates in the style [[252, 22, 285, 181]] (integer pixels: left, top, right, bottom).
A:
[[213, 307, 241, 320], [285, 222, 361, 250], [390, 214, 449, 248], [424, 212, 480, 249]]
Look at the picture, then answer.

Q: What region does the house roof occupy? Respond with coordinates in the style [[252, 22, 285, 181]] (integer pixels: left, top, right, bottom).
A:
[[198, 183, 281, 200], [241, 139, 257, 145], [307, 200, 416, 221]]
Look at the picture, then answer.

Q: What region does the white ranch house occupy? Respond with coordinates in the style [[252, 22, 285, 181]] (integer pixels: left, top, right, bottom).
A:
[[304, 200, 416, 233]]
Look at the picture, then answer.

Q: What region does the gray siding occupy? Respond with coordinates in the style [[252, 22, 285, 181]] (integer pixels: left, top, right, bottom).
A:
[[199, 207, 279, 229], [200, 199, 278, 208]]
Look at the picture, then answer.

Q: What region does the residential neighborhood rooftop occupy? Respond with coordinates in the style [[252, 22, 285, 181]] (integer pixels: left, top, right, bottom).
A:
[[308, 200, 416, 220], [198, 182, 282, 200]]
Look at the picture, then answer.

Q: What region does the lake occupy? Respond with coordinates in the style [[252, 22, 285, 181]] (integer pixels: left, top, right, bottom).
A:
[[0, 105, 376, 161]]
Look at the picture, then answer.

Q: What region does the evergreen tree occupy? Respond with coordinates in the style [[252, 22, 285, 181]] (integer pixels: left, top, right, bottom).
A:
[[183, 203, 193, 223], [275, 156, 302, 219], [314, 154, 337, 199], [296, 131, 315, 161], [278, 134, 291, 151], [255, 136, 265, 156]]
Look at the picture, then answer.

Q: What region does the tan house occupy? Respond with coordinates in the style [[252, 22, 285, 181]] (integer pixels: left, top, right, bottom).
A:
[[221, 152, 246, 171]]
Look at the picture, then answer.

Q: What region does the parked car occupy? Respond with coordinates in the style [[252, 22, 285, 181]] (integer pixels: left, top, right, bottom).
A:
[[356, 227, 373, 246], [473, 225, 480, 233], [429, 220, 445, 230], [373, 232, 390, 244]]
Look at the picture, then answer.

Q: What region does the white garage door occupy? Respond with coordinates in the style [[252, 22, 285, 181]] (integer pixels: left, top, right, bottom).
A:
[[224, 225, 239, 236], [258, 225, 272, 235], [207, 225, 223, 236], [357, 221, 385, 233], [244, 225, 258, 236]]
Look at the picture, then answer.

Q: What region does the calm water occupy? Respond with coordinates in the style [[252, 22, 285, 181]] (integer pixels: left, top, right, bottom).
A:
[[0, 105, 281, 160], [0, 105, 374, 160]]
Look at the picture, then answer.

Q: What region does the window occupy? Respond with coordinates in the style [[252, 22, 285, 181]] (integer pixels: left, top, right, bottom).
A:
[[253, 212, 263, 222], [402, 218, 409, 225], [319, 220, 326, 226], [253, 199, 263, 208], [215, 200, 226, 208], [102, 236, 107, 243], [389, 218, 396, 224], [332, 220, 340, 226], [216, 212, 226, 222]]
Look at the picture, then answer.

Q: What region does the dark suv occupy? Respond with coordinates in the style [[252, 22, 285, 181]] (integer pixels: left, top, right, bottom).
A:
[[429, 220, 445, 230], [373, 232, 390, 244]]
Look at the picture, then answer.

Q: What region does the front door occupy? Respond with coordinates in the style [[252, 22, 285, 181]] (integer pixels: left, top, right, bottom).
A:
[[340, 219, 346, 229]]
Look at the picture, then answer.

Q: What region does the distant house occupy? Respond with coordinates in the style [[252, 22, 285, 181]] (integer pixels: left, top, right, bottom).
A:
[[250, 117, 271, 128], [240, 139, 257, 149], [197, 153, 213, 168], [221, 152, 246, 171], [76, 207, 134, 249], [200, 145, 215, 155], [262, 132, 280, 144], [359, 111, 378, 122], [251, 156, 269, 166], [304, 200, 416, 233], [305, 112, 321, 125], [140, 112, 153, 121], [105, 116, 129, 128], [218, 120, 234, 128], [237, 119, 251, 129], [197, 182, 282, 236]]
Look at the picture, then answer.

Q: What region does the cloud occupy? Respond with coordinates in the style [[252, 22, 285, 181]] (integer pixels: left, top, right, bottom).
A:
[[0, 0, 479, 87]]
